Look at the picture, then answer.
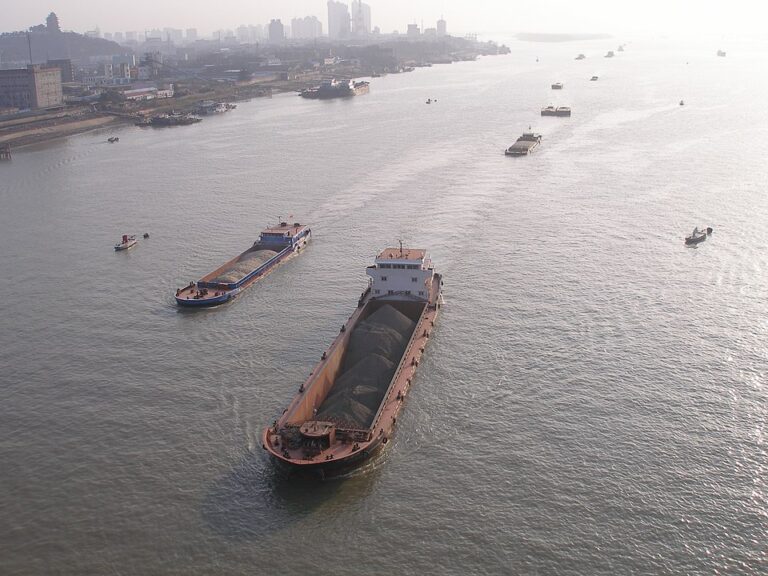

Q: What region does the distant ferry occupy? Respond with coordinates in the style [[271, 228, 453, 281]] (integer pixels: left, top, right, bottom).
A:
[[300, 79, 370, 99], [605, 51, 615, 58], [541, 106, 571, 117], [590, 76, 599, 81], [551, 82, 564, 90], [505, 132, 542, 156], [175, 222, 311, 307], [717, 50, 726, 57], [575, 54, 586, 60]]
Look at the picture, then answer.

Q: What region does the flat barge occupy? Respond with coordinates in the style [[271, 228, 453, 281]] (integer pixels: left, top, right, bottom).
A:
[[505, 132, 542, 156], [263, 246, 443, 477], [175, 222, 310, 307]]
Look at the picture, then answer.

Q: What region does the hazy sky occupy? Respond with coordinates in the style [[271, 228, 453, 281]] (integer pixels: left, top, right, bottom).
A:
[[3, 1, 763, 37]]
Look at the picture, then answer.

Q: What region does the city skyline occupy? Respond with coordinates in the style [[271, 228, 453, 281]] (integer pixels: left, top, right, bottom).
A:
[[4, 1, 766, 39]]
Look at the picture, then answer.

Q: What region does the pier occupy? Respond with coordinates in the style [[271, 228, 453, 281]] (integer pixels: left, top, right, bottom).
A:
[[0, 144, 11, 160]]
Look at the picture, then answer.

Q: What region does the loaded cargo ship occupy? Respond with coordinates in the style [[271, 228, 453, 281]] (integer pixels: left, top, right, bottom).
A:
[[300, 79, 370, 99], [262, 246, 443, 477], [175, 222, 310, 307]]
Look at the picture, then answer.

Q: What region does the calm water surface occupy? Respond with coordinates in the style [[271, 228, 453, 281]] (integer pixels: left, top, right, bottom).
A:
[[1, 37, 767, 575]]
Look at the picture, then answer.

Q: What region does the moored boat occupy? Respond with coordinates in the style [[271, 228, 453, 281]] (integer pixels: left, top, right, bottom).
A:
[[115, 234, 137, 251], [300, 79, 369, 99], [262, 246, 443, 477], [175, 222, 311, 307]]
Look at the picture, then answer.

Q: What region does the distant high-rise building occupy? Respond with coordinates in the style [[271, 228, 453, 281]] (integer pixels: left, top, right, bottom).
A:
[[437, 17, 447, 37], [423, 28, 437, 39], [125, 31, 137, 42], [185, 28, 197, 43], [351, 1, 371, 36], [291, 16, 323, 39], [407, 23, 420, 38], [84, 28, 101, 39], [163, 28, 183, 44], [236, 25, 250, 44], [103, 32, 113, 41], [268, 19, 285, 43], [327, 1, 350, 40], [114, 31, 124, 43]]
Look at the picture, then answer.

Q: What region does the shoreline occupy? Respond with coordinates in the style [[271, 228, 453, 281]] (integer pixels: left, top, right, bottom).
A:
[[0, 60, 498, 151]]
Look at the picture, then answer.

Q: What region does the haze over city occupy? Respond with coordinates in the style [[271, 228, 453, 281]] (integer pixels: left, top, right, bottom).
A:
[[4, 1, 766, 37]]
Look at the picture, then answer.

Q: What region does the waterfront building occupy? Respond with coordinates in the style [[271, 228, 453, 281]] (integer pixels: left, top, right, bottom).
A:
[[437, 17, 447, 37], [268, 20, 285, 43], [0, 65, 63, 110], [351, 0, 371, 37], [46, 59, 74, 83], [327, 1, 351, 40], [407, 23, 420, 38]]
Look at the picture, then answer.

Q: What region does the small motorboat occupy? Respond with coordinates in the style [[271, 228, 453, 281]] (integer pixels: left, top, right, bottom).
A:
[[108, 137, 119, 143], [679, 100, 685, 106], [426, 98, 432, 104], [143, 232, 150, 239], [115, 234, 138, 251], [684, 226, 712, 245], [590, 75, 599, 81]]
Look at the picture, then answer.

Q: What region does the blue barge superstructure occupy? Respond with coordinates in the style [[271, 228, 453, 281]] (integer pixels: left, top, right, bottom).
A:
[[175, 222, 311, 307]]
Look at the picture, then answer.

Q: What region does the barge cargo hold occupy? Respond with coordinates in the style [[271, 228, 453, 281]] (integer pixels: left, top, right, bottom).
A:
[[263, 246, 443, 477], [175, 222, 310, 307], [505, 132, 542, 156]]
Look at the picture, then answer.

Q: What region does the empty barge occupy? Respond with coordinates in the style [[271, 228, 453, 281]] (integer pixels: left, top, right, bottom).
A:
[[175, 222, 310, 307], [263, 246, 443, 476]]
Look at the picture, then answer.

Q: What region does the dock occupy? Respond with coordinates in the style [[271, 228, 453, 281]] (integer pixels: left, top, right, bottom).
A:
[[0, 144, 11, 160]]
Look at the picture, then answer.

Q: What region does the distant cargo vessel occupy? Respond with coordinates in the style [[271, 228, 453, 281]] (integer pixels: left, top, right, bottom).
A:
[[541, 106, 571, 117], [505, 132, 542, 156], [262, 246, 443, 476], [175, 222, 310, 307], [300, 79, 370, 99]]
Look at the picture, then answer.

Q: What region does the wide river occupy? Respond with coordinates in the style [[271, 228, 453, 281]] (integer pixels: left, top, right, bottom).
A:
[[1, 36, 766, 575]]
